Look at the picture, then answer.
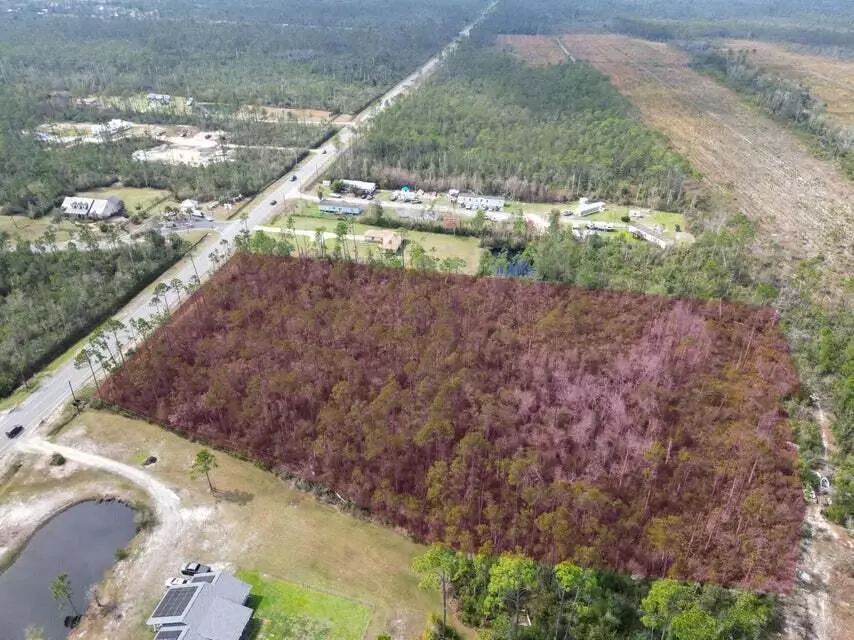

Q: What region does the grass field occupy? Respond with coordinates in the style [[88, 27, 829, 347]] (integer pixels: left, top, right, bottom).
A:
[[267, 205, 484, 274], [55, 410, 441, 639], [0, 215, 76, 242], [80, 186, 171, 214], [561, 33, 854, 296], [722, 40, 854, 127], [95, 94, 193, 116], [240, 571, 372, 640]]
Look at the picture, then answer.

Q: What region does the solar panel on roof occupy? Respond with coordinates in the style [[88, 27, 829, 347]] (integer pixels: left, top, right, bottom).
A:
[[155, 631, 184, 640], [191, 573, 216, 583], [152, 585, 197, 619]]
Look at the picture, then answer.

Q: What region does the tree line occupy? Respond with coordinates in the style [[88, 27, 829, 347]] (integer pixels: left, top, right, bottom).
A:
[[412, 544, 775, 640], [335, 43, 692, 208], [0, 229, 184, 396], [690, 47, 854, 178]]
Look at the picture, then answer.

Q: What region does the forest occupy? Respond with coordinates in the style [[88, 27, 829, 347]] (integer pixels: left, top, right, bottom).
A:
[[0, 230, 184, 397], [102, 255, 803, 591], [0, 0, 483, 113], [477, 0, 854, 47], [689, 47, 854, 178], [335, 43, 691, 207]]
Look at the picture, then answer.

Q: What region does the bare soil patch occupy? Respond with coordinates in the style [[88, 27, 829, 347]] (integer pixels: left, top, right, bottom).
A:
[[497, 34, 567, 66], [722, 40, 854, 128], [561, 34, 854, 294]]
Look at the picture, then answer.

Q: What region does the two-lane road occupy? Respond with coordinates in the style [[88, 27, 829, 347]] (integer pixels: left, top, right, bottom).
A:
[[0, 1, 498, 457]]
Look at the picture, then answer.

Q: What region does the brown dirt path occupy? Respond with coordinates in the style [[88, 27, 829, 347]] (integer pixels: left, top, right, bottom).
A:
[[561, 34, 854, 296]]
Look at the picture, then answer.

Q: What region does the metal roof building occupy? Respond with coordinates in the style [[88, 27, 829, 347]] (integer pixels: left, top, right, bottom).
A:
[[60, 196, 123, 220], [457, 193, 505, 211], [319, 200, 363, 216], [147, 571, 252, 640]]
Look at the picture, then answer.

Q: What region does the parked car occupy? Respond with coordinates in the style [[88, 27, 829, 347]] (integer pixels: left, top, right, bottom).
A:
[[5, 425, 23, 439], [165, 576, 189, 587], [180, 562, 211, 576]]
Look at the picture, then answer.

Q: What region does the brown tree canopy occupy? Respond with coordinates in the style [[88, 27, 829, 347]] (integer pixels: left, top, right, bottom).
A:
[[102, 255, 803, 591]]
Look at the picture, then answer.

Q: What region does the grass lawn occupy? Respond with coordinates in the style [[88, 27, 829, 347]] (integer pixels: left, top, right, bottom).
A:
[[240, 571, 372, 640], [403, 231, 483, 274], [80, 186, 171, 215], [261, 212, 484, 274], [54, 410, 443, 639], [0, 214, 77, 243], [584, 207, 686, 235]]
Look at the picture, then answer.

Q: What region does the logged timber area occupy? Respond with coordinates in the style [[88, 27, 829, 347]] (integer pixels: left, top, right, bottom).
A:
[[101, 255, 804, 591], [561, 34, 854, 294]]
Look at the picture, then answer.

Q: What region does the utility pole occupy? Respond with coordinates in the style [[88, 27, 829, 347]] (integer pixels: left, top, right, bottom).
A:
[[69, 380, 81, 414]]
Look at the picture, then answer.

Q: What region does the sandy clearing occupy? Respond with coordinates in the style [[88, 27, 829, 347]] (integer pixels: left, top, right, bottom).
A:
[[561, 34, 854, 295], [497, 34, 568, 66]]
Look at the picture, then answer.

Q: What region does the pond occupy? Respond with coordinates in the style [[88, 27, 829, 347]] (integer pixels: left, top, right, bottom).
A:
[[0, 500, 137, 640]]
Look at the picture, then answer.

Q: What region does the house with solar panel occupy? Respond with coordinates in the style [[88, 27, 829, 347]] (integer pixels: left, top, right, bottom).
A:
[[147, 570, 253, 640]]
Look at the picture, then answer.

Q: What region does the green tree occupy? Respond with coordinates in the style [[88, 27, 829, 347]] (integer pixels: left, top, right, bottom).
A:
[[50, 573, 79, 616], [74, 347, 101, 391], [485, 554, 538, 636], [191, 448, 218, 492], [641, 579, 696, 640], [671, 607, 717, 640], [412, 544, 457, 631]]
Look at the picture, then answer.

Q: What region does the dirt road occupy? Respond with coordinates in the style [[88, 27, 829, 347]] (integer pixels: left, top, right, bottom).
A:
[[562, 34, 854, 295], [20, 438, 183, 634]]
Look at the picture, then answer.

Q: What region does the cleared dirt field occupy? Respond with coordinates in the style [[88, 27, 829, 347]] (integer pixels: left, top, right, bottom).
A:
[[561, 34, 854, 294], [497, 34, 568, 66], [722, 40, 854, 127]]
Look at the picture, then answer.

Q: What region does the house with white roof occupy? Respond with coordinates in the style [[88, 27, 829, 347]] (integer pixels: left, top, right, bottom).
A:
[[60, 196, 123, 220]]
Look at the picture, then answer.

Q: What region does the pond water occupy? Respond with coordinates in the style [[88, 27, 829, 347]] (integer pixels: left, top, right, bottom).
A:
[[0, 500, 137, 640]]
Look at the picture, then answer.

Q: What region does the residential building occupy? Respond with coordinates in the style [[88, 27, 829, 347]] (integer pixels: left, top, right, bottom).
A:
[[576, 197, 607, 217], [180, 199, 201, 213], [60, 196, 123, 220], [340, 179, 377, 195], [147, 570, 252, 640], [364, 229, 403, 253], [629, 224, 674, 249], [319, 201, 363, 216], [457, 193, 505, 211]]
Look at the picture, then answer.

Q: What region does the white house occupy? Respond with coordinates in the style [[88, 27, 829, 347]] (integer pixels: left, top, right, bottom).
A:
[[60, 196, 123, 220], [180, 199, 201, 213], [340, 179, 377, 195], [576, 197, 607, 217]]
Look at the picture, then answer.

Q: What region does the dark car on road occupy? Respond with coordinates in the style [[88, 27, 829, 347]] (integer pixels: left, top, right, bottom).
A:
[[5, 425, 24, 439]]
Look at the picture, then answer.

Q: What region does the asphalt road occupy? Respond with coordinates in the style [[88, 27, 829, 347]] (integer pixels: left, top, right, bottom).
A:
[[0, 2, 497, 456]]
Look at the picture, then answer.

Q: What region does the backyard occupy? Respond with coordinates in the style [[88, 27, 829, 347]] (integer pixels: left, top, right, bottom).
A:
[[240, 571, 372, 640]]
